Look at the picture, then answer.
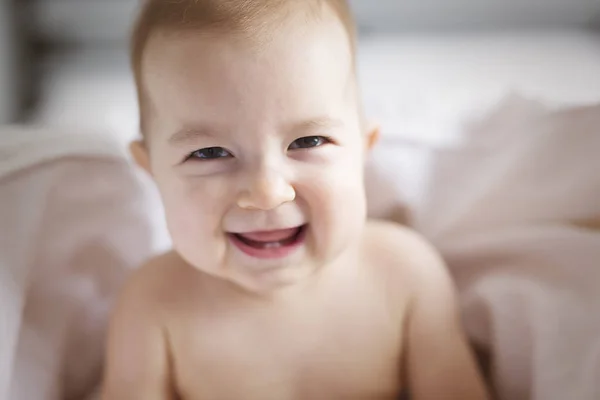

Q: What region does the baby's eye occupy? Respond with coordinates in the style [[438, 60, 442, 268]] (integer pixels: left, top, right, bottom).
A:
[[288, 136, 331, 150], [187, 147, 232, 161]]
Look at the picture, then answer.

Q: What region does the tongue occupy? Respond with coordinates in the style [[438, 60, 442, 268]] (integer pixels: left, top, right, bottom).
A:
[[238, 227, 299, 243]]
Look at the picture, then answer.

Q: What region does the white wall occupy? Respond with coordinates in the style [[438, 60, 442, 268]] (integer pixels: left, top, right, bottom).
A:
[[0, 1, 17, 124], [27, 0, 600, 45], [350, 0, 600, 32], [29, 0, 139, 44], [357, 31, 600, 146], [31, 31, 600, 146]]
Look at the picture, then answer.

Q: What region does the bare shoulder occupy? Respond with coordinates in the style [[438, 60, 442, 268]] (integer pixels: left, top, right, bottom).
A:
[[362, 219, 454, 298], [363, 219, 433, 250], [362, 219, 445, 272], [102, 252, 187, 399], [114, 251, 193, 320], [363, 221, 489, 399]]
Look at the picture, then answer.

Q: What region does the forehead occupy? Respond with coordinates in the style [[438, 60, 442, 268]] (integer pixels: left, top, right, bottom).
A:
[[142, 15, 355, 135]]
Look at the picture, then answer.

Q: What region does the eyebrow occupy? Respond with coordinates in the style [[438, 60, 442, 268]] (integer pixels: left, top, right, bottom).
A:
[[168, 117, 345, 145], [289, 117, 346, 135], [168, 126, 217, 145]]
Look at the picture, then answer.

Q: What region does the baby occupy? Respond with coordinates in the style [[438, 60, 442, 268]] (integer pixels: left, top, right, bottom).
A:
[[101, 1, 489, 399]]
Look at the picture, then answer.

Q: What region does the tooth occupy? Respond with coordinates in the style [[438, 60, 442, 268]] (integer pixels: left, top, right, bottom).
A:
[[264, 242, 282, 249]]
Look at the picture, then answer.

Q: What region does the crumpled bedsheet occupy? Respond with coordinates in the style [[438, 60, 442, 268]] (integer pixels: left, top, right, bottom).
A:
[[0, 126, 169, 400], [366, 95, 600, 400], [1, 95, 599, 400]]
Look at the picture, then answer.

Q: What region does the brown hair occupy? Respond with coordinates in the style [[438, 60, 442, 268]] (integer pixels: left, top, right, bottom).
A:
[[130, 0, 357, 136]]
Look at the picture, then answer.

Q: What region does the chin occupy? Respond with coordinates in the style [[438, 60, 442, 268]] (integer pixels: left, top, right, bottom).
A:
[[230, 263, 318, 295]]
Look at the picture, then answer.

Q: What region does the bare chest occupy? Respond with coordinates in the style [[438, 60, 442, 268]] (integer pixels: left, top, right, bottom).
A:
[[169, 292, 405, 400]]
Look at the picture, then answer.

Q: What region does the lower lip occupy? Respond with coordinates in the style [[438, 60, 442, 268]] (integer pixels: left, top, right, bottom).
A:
[[228, 226, 307, 260]]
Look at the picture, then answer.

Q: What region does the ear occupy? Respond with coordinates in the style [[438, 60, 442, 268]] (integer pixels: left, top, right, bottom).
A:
[[130, 140, 152, 175], [365, 122, 381, 151]]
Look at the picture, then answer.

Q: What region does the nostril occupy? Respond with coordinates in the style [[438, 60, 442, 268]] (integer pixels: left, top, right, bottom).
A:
[[236, 184, 296, 211]]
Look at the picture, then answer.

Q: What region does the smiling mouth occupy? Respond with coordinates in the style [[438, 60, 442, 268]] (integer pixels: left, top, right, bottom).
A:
[[228, 225, 308, 259]]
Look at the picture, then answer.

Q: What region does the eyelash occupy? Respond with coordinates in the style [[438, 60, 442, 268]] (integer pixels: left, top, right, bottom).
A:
[[288, 135, 333, 150], [184, 147, 233, 162], [184, 135, 334, 162]]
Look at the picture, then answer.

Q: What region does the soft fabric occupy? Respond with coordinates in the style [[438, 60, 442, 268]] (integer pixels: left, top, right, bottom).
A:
[[0, 126, 169, 400], [366, 95, 600, 400], [3, 94, 599, 400]]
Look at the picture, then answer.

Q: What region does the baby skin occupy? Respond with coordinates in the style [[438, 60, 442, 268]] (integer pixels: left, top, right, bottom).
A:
[[101, 4, 489, 400]]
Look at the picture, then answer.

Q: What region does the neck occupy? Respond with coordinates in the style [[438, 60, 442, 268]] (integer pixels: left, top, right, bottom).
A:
[[228, 246, 360, 304]]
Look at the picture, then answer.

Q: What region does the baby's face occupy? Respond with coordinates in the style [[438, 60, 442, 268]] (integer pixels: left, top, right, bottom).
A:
[[138, 17, 375, 292]]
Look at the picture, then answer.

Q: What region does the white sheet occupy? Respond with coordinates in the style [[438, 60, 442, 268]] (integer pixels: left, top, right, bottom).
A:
[[367, 96, 600, 400], [8, 99, 598, 400], [0, 126, 169, 400]]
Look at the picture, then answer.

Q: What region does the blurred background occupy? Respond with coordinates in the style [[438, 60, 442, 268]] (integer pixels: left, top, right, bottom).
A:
[[1, 0, 599, 144], [1, 2, 599, 400]]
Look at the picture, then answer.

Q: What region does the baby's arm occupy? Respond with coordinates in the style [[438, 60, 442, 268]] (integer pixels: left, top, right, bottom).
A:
[[101, 269, 175, 400], [404, 235, 490, 400]]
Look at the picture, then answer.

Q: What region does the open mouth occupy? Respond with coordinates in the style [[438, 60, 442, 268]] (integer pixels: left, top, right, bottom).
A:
[[229, 225, 308, 259]]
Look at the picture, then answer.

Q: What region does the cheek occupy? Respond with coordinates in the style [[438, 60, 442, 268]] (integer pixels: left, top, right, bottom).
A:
[[304, 146, 365, 203], [156, 174, 231, 240], [299, 157, 366, 237], [303, 168, 363, 206]]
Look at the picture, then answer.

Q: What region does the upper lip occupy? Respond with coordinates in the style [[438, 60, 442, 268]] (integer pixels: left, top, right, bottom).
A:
[[228, 224, 306, 235]]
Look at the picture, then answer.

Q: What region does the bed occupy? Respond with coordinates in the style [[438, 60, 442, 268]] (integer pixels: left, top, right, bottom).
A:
[[1, 1, 600, 399]]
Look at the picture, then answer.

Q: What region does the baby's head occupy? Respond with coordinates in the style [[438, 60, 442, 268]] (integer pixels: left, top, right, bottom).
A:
[[131, 0, 379, 293]]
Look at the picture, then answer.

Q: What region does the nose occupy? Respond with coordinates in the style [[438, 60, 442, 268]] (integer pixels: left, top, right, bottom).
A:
[[237, 164, 296, 211]]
